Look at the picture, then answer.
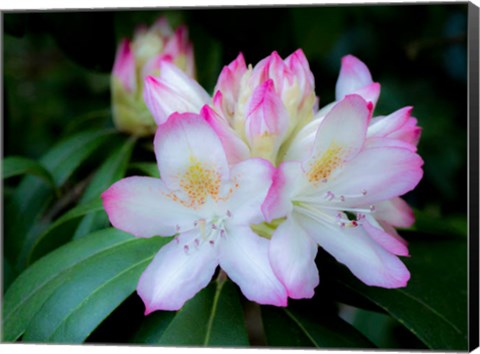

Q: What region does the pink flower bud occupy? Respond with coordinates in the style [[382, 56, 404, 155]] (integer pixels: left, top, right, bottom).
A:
[[111, 17, 196, 136]]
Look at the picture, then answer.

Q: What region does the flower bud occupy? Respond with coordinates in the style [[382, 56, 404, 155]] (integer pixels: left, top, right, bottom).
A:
[[212, 50, 317, 163], [111, 17, 195, 136]]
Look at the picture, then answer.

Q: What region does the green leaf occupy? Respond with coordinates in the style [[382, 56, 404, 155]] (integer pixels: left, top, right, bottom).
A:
[[79, 136, 136, 204], [2, 156, 57, 192], [132, 311, 176, 344], [2, 228, 168, 343], [157, 279, 249, 346], [128, 162, 160, 178], [262, 306, 375, 348], [351, 308, 426, 349], [323, 237, 468, 350], [72, 136, 137, 240], [5, 129, 114, 271], [27, 198, 104, 264], [22, 234, 169, 343]]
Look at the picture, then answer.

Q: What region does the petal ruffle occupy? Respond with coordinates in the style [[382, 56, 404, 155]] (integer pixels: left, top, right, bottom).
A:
[[137, 230, 218, 313], [102, 176, 198, 238], [218, 226, 288, 306], [299, 212, 410, 288], [269, 215, 319, 299]]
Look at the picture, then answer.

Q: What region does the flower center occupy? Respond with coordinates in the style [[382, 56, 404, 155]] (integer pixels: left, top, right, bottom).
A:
[[306, 143, 346, 183], [165, 158, 236, 209]]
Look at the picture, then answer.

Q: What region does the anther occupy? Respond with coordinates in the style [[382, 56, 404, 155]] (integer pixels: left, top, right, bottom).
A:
[[361, 189, 367, 196], [209, 240, 215, 246], [321, 178, 328, 183], [351, 220, 358, 227], [336, 212, 343, 219], [324, 191, 335, 201], [194, 220, 198, 227], [220, 229, 226, 238], [175, 237, 180, 244], [175, 224, 181, 232], [183, 245, 189, 254], [339, 195, 346, 202], [212, 224, 218, 230], [226, 210, 232, 217], [194, 239, 200, 247], [369, 205, 376, 212], [339, 222, 346, 228]]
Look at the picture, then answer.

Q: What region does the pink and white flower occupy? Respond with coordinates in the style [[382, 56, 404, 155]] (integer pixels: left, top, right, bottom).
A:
[[111, 17, 195, 136], [102, 112, 287, 313], [143, 50, 318, 163], [262, 94, 424, 299]]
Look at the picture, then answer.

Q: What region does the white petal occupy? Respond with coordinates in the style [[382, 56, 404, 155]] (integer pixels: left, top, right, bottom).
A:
[[102, 176, 198, 238], [302, 95, 370, 183], [158, 60, 210, 106], [154, 112, 229, 192], [375, 197, 415, 228], [325, 146, 423, 208], [224, 158, 274, 225], [219, 226, 287, 306], [137, 230, 218, 313], [270, 215, 319, 299], [262, 161, 307, 222], [335, 55, 373, 100], [363, 215, 409, 256], [298, 212, 410, 288]]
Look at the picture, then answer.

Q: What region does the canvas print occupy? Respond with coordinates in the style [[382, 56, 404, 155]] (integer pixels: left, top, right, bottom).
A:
[[2, 3, 474, 350]]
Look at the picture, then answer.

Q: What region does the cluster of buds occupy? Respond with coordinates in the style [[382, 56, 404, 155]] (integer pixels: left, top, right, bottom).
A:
[[104, 19, 424, 313]]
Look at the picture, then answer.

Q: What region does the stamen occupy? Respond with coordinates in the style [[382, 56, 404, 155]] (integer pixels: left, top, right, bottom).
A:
[[369, 205, 376, 212], [361, 189, 368, 196], [183, 245, 189, 254], [321, 178, 328, 183], [209, 240, 215, 246], [220, 229, 226, 238], [175, 237, 180, 244], [226, 210, 232, 218], [194, 238, 200, 247], [175, 224, 181, 232], [339, 195, 345, 202], [212, 224, 218, 230]]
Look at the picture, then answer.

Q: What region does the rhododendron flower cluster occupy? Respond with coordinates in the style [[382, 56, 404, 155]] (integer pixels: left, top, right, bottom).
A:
[[103, 45, 424, 313], [111, 17, 194, 136]]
